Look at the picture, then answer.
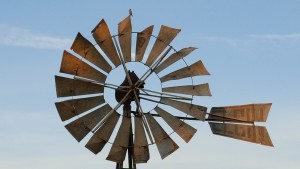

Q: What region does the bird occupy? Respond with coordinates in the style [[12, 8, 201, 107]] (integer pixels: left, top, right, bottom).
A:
[[129, 9, 133, 17]]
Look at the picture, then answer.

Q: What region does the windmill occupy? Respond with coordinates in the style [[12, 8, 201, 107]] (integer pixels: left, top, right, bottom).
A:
[[55, 12, 273, 169]]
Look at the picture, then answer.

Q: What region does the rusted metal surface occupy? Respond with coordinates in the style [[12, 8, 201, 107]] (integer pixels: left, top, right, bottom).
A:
[[85, 111, 120, 154], [146, 25, 181, 66], [71, 32, 112, 73], [155, 47, 197, 74], [134, 116, 150, 163], [209, 122, 273, 146], [55, 76, 103, 97], [160, 60, 210, 83], [160, 98, 207, 121], [162, 83, 211, 96], [106, 110, 132, 163], [60, 50, 106, 83], [115, 71, 144, 106], [207, 103, 272, 122], [154, 107, 197, 143], [118, 16, 132, 62], [92, 19, 121, 67], [55, 95, 105, 121], [65, 104, 112, 142], [135, 25, 154, 62], [145, 113, 179, 159]]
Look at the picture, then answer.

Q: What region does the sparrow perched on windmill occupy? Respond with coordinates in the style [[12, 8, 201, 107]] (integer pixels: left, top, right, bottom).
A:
[[129, 9, 133, 17]]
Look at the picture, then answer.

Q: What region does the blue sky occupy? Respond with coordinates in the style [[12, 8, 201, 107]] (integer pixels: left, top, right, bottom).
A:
[[0, 1, 299, 169]]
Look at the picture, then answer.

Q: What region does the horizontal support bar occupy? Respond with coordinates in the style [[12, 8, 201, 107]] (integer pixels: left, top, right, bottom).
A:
[[130, 111, 254, 124]]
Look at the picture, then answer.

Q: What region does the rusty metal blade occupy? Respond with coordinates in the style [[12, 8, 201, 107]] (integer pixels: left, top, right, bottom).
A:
[[135, 25, 154, 62], [71, 32, 112, 73], [160, 98, 207, 121], [55, 95, 105, 121], [118, 16, 132, 62], [65, 104, 112, 142], [145, 25, 181, 66], [208, 103, 272, 122], [85, 111, 120, 154], [60, 50, 106, 83], [155, 47, 197, 74], [162, 83, 211, 96], [160, 60, 210, 83], [145, 113, 179, 159], [106, 110, 131, 163], [92, 19, 121, 67], [55, 76, 103, 97], [134, 116, 150, 163], [154, 107, 197, 143], [209, 122, 273, 146]]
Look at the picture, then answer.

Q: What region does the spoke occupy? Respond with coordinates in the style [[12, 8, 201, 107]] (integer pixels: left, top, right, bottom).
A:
[[92, 88, 133, 133], [140, 96, 192, 105], [139, 96, 190, 105], [112, 36, 154, 144], [139, 88, 192, 101], [134, 46, 172, 88], [112, 36, 133, 87], [140, 93, 192, 101], [112, 36, 142, 113], [131, 92, 155, 144], [139, 96, 164, 105], [146, 112, 256, 124], [74, 76, 130, 90]]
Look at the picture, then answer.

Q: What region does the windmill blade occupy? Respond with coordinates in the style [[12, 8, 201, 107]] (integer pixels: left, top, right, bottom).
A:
[[155, 47, 197, 74], [162, 83, 211, 96], [65, 104, 112, 142], [154, 107, 197, 143], [55, 95, 105, 121], [160, 98, 207, 121], [92, 19, 121, 67], [106, 110, 132, 163], [209, 122, 273, 146], [71, 32, 112, 73], [135, 25, 154, 62], [207, 103, 272, 123], [85, 111, 120, 154], [55, 76, 104, 97], [145, 113, 179, 159], [145, 25, 181, 66], [134, 116, 150, 163], [60, 50, 106, 83], [118, 16, 132, 62], [160, 60, 210, 83]]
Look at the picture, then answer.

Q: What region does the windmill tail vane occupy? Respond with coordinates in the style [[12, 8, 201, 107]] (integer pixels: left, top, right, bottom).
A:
[[54, 13, 273, 169]]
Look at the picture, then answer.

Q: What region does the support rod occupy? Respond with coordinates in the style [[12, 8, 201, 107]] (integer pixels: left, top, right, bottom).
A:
[[131, 112, 255, 125], [112, 36, 154, 144]]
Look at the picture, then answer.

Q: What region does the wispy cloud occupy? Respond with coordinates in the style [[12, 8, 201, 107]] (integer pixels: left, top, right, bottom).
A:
[[198, 36, 242, 47], [249, 33, 300, 41], [196, 33, 300, 56], [198, 33, 300, 45], [0, 24, 72, 50]]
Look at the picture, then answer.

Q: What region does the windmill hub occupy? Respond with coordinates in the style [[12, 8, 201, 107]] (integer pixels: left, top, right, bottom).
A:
[[115, 70, 144, 109]]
